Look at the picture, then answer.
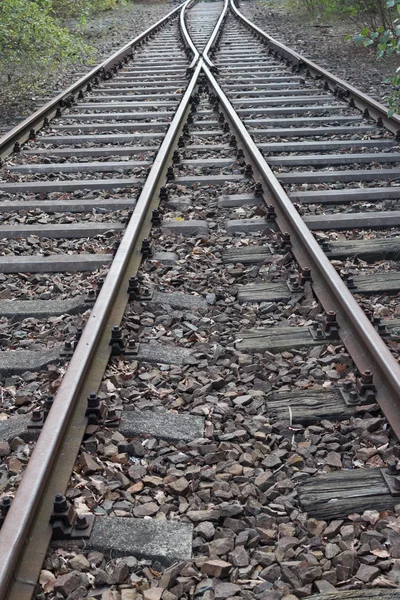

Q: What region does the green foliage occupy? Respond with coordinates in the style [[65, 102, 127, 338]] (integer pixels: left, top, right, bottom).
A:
[[290, 0, 395, 30], [0, 0, 93, 91], [353, 0, 400, 115]]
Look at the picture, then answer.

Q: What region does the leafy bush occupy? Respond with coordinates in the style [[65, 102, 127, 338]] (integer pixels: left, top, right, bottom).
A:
[[290, 0, 395, 29], [0, 0, 92, 90], [353, 0, 400, 115]]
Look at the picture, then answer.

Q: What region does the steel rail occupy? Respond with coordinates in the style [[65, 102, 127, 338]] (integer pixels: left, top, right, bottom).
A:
[[0, 49, 202, 600], [0, 1, 188, 163], [203, 61, 400, 440], [203, 0, 229, 70], [181, 0, 201, 70], [229, 0, 400, 136]]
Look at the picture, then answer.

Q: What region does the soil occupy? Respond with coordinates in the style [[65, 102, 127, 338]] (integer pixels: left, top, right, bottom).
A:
[[240, 0, 399, 106], [0, 0, 172, 132]]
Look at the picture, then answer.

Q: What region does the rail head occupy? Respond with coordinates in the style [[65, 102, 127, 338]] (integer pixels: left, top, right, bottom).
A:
[[0, 1, 188, 163], [229, 0, 400, 135], [203, 60, 400, 440]]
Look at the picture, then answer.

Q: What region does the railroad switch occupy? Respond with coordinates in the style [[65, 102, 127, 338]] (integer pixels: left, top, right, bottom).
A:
[[309, 311, 340, 341], [127, 276, 153, 302], [110, 325, 126, 356], [51, 494, 95, 540], [0, 496, 12, 528]]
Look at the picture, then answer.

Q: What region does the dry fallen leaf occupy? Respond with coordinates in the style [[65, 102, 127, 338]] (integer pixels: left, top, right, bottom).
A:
[[39, 570, 56, 593]]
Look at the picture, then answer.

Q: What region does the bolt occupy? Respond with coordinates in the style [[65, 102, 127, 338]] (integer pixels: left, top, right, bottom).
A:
[[87, 393, 100, 409], [348, 390, 358, 405], [75, 514, 89, 530], [31, 409, 42, 422], [53, 493, 68, 513], [172, 150, 180, 164], [394, 476, 400, 491], [361, 370, 373, 384], [387, 459, 398, 476], [343, 380, 352, 392], [0, 497, 11, 516], [128, 276, 140, 298], [315, 327, 324, 339], [167, 166, 175, 181]]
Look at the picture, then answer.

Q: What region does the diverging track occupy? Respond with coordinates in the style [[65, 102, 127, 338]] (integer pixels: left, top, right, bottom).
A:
[[1, 1, 400, 599]]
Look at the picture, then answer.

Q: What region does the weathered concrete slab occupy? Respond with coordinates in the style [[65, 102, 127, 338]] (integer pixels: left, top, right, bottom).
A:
[[120, 411, 204, 442], [225, 218, 277, 234], [0, 414, 36, 442], [165, 197, 193, 211], [0, 254, 112, 273], [151, 291, 207, 311], [152, 251, 178, 266], [86, 517, 193, 565], [0, 347, 61, 376], [161, 220, 208, 236], [0, 297, 87, 319], [218, 194, 264, 208], [137, 343, 193, 366]]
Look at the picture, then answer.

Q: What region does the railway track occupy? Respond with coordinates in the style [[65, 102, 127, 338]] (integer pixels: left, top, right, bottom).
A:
[[1, 0, 400, 598]]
